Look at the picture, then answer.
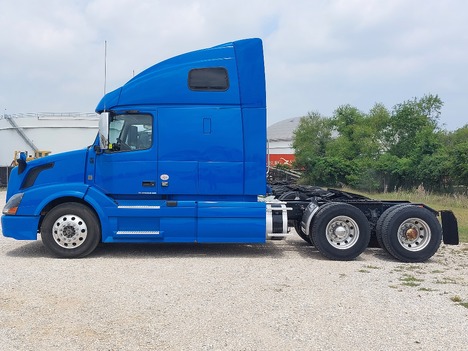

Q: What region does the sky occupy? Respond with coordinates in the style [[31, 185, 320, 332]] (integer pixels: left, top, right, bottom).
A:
[[0, 0, 467, 131]]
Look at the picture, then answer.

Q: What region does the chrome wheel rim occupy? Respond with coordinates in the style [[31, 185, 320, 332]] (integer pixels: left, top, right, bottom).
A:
[[397, 218, 431, 251], [52, 214, 88, 249], [325, 216, 360, 249]]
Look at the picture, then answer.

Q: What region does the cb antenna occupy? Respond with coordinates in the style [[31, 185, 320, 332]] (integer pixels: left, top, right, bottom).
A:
[[104, 40, 107, 95]]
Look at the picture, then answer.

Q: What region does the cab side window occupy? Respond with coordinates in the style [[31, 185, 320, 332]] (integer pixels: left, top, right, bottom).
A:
[[109, 114, 153, 152]]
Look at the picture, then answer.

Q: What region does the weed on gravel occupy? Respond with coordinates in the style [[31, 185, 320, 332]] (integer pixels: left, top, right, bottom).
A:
[[450, 296, 468, 308], [419, 287, 438, 292], [435, 277, 458, 285], [400, 274, 424, 287]]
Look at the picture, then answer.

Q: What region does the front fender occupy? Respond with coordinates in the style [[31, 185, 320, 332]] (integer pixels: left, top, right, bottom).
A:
[[16, 184, 116, 243], [83, 187, 118, 242], [17, 183, 89, 216]]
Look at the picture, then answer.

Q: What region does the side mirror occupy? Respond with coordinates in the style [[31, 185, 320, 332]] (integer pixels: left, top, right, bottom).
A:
[[99, 112, 110, 150], [17, 151, 28, 175]]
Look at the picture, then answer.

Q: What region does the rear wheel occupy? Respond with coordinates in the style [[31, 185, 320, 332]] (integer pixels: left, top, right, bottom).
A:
[[311, 203, 370, 260], [376, 204, 412, 252], [41, 202, 101, 258], [294, 220, 312, 244], [381, 205, 442, 262]]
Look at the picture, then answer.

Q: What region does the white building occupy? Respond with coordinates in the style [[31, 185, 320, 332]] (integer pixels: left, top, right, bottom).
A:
[[0, 113, 99, 167], [267, 117, 301, 166]]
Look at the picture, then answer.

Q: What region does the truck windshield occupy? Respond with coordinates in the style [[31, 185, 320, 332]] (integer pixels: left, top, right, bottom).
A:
[[109, 114, 153, 151]]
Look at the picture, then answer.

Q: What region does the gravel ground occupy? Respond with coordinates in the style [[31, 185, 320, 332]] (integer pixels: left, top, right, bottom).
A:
[[0, 189, 467, 350]]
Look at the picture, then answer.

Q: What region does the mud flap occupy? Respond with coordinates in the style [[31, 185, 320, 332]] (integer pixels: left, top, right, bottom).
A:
[[440, 210, 459, 245]]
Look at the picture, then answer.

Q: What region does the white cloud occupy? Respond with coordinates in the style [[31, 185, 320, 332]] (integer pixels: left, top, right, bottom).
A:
[[0, 0, 467, 130]]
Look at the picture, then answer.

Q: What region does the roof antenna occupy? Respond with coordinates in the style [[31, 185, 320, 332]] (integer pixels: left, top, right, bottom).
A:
[[103, 40, 107, 95]]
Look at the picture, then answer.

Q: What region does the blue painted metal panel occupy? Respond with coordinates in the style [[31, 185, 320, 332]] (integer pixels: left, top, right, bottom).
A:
[[28, 149, 87, 186], [242, 108, 267, 195], [17, 183, 88, 216], [1, 215, 39, 240], [94, 150, 158, 195], [157, 161, 199, 195], [5, 167, 21, 201], [6, 149, 87, 201], [96, 39, 265, 112], [105, 200, 197, 243], [96, 43, 241, 111], [234, 38, 266, 108], [160, 217, 197, 242], [157, 107, 243, 162], [83, 187, 116, 241], [197, 201, 266, 243], [157, 106, 247, 196], [198, 162, 244, 194]]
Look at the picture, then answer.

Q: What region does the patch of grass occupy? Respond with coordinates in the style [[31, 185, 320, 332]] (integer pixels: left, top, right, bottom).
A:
[[392, 265, 406, 272], [400, 274, 424, 287], [419, 287, 437, 292], [358, 269, 370, 273], [364, 265, 381, 270], [401, 281, 420, 287], [435, 277, 458, 285], [450, 296, 468, 308]]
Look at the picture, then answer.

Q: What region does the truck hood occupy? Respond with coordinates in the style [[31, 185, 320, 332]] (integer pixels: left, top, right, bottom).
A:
[[6, 149, 88, 201]]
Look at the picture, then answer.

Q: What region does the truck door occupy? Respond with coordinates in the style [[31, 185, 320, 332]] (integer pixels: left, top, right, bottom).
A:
[[94, 112, 158, 196]]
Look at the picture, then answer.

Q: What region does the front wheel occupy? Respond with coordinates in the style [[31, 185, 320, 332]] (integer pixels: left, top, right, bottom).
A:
[[381, 205, 442, 262], [41, 202, 101, 258], [311, 202, 370, 260]]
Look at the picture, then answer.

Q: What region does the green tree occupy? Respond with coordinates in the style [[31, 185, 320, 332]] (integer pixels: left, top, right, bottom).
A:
[[292, 94, 454, 192], [292, 112, 333, 185], [328, 104, 389, 190], [445, 125, 468, 187], [382, 94, 444, 189]]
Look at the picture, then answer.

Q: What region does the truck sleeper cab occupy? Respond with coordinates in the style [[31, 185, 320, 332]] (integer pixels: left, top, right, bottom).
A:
[[2, 38, 289, 258]]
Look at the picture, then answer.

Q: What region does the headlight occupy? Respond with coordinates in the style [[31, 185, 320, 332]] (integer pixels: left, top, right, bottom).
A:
[[2, 193, 24, 215]]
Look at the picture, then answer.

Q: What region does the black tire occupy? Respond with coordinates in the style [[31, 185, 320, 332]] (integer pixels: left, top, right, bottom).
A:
[[278, 191, 308, 201], [311, 202, 370, 261], [41, 202, 101, 258], [381, 205, 442, 262], [375, 204, 412, 252], [294, 220, 312, 244]]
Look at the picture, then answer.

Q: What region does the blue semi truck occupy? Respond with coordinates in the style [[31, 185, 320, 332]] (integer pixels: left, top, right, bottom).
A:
[[1, 38, 459, 261]]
